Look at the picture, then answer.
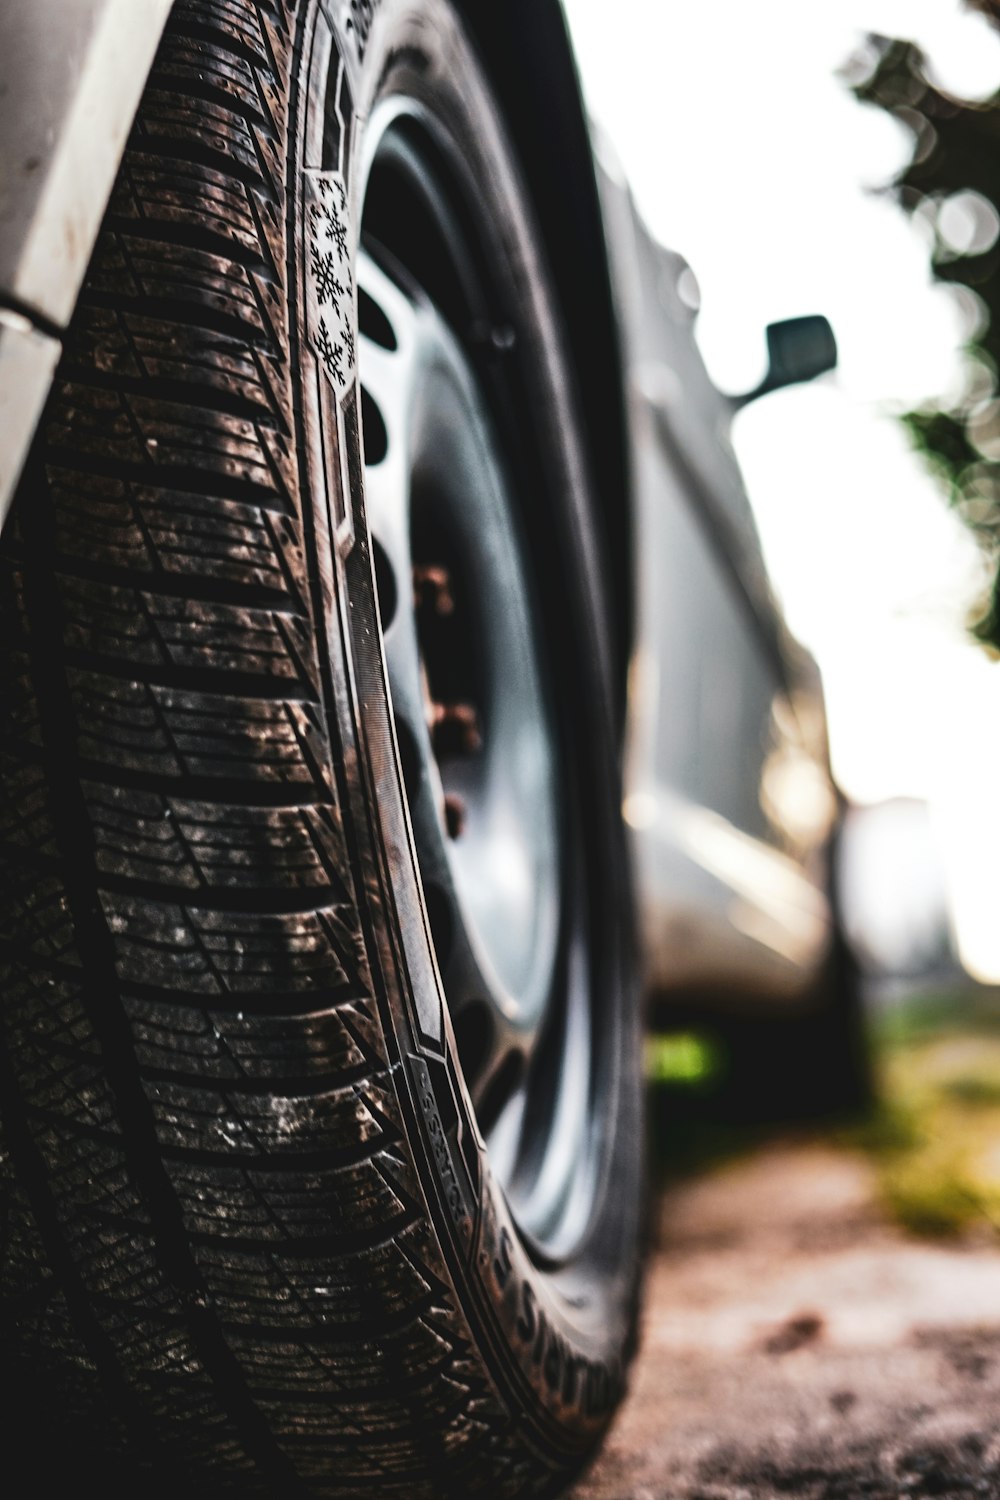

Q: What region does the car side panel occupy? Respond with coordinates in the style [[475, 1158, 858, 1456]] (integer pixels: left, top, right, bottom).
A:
[[595, 143, 835, 1005]]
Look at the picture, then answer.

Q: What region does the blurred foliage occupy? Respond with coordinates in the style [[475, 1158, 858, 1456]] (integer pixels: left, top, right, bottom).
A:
[[845, 986, 1000, 1237], [851, 13, 1000, 646], [645, 1030, 722, 1085], [648, 990, 1000, 1241]]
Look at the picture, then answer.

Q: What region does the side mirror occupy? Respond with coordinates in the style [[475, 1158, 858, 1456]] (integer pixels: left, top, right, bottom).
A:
[[733, 315, 837, 408]]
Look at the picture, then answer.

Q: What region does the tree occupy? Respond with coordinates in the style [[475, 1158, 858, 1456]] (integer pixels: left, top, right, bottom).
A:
[[850, 10, 1000, 646]]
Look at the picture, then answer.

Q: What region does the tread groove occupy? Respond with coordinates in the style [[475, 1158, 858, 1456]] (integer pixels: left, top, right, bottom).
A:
[[58, 366, 289, 434], [129, 138, 278, 205], [105, 213, 279, 280], [40, 447, 295, 517], [0, 750, 335, 808], [57, 647, 321, 704], [170, 16, 279, 77], [25, 1105, 400, 1174], [78, 291, 279, 355], [94, 872, 348, 916], [0, 549, 307, 616]]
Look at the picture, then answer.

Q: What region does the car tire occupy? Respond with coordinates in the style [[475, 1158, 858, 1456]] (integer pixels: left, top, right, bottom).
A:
[[722, 844, 872, 1123], [0, 2, 643, 1494]]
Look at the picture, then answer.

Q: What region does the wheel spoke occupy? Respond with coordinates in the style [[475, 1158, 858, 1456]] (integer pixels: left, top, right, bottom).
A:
[[357, 249, 421, 612]]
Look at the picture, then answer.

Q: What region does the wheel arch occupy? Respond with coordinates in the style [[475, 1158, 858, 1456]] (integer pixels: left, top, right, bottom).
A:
[[0, 0, 175, 526], [453, 0, 634, 722]]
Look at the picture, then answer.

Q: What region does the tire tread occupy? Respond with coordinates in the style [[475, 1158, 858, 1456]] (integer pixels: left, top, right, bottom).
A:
[[0, 2, 534, 1493]]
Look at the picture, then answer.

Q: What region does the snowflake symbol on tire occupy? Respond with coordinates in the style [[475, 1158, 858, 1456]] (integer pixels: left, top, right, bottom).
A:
[[315, 319, 344, 383], [326, 205, 349, 259], [310, 244, 345, 308], [311, 198, 349, 260], [305, 169, 355, 399]]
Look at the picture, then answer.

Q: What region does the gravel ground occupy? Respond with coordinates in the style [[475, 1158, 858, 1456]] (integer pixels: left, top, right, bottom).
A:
[[571, 1140, 1000, 1499]]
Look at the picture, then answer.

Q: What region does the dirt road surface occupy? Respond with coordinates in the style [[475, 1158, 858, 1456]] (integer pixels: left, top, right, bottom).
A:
[[571, 1140, 1000, 1499]]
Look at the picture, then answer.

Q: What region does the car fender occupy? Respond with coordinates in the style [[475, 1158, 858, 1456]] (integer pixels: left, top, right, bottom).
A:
[[0, 0, 176, 521]]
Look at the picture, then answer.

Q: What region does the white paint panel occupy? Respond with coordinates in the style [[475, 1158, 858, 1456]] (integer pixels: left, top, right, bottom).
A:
[[0, 0, 173, 327], [0, 313, 61, 515]]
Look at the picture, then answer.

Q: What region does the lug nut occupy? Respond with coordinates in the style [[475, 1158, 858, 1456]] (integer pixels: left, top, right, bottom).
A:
[[430, 701, 482, 757], [444, 794, 467, 840], [413, 564, 456, 617]]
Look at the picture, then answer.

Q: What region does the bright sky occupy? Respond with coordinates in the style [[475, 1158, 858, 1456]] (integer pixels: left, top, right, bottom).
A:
[[564, 0, 1000, 977]]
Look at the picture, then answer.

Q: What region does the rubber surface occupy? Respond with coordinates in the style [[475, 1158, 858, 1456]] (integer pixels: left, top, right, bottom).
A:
[[0, 2, 640, 1493]]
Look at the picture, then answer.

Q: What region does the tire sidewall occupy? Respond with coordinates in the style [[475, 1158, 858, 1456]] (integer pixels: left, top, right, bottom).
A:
[[292, 0, 643, 1451]]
